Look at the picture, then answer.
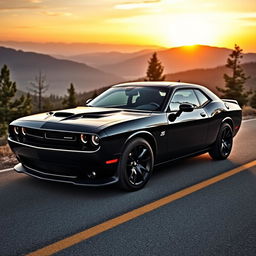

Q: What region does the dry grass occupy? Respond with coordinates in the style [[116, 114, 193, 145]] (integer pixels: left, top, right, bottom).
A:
[[242, 106, 256, 119], [0, 144, 13, 157], [0, 144, 18, 169]]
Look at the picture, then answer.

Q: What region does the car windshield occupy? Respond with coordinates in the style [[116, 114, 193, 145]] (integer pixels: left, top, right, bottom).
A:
[[88, 86, 169, 111]]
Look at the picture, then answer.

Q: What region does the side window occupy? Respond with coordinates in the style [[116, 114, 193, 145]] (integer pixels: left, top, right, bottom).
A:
[[194, 89, 210, 106], [169, 89, 200, 111]]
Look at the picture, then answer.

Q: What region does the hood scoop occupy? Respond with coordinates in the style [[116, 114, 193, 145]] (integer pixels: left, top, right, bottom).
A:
[[82, 113, 111, 118], [56, 109, 122, 121], [81, 110, 121, 119], [53, 112, 74, 118]]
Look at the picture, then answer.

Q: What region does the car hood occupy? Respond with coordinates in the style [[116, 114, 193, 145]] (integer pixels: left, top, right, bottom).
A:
[[12, 107, 152, 133]]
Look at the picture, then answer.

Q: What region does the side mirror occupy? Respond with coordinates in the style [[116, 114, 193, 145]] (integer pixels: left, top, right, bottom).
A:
[[168, 113, 177, 122], [168, 103, 194, 122], [179, 103, 194, 112], [85, 98, 92, 105]]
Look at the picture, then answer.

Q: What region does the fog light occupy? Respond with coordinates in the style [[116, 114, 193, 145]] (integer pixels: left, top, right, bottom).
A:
[[14, 126, 19, 135], [80, 134, 88, 144], [88, 171, 96, 179], [91, 135, 100, 146]]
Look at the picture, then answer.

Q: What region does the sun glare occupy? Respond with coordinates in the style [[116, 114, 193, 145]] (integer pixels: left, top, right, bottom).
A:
[[166, 14, 217, 47]]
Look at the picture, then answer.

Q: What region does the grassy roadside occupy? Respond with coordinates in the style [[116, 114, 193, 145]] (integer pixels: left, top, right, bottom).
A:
[[242, 106, 256, 120], [0, 144, 18, 170]]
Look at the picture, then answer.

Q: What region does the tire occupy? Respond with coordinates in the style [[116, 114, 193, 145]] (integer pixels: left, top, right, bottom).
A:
[[117, 138, 154, 191], [209, 123, 233, 160]]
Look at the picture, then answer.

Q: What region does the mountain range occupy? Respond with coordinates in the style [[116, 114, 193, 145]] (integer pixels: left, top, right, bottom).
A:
[[100, 45, 256, 79], [165, 62, 256, 94], [67, 49, 154, 67], [0, 41, 163, 56], [0, 47, 123, 95], [1, 44, 256, 97]]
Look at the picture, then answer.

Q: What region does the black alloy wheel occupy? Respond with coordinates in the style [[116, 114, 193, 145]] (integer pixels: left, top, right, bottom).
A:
[[118, 138, 154, 191], [209, 123, 233, 160], [220, 126, 233, 156]]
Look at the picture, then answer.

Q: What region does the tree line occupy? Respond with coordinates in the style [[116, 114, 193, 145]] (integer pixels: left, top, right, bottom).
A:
[[0, 65, 106, 139], [1, 44, 256, 140]]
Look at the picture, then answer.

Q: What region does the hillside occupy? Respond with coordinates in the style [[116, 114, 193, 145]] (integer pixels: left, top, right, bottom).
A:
[[0, 47, 123, 95], [101, 45, 256, 79], [165, 62, 256, 94], [67, 49, 154, 67]]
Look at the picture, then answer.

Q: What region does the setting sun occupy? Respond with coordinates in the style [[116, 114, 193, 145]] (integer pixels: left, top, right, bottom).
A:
[[166, 14, 218, 47]]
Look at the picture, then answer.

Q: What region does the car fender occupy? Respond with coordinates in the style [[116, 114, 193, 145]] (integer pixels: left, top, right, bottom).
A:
[[122, 130, 157, 156], [221, 116, 234, 130]]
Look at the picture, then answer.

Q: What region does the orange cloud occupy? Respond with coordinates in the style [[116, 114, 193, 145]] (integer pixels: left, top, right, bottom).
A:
[[42, 11, 72, 17], [0, 0, 42, 10], [114, 0, 161, 10]]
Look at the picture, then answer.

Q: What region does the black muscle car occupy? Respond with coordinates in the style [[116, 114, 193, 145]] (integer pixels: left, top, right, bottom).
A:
[[8, 82, 242, 191]]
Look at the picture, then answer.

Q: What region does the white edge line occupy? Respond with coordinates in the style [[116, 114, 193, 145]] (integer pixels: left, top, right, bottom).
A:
[[0, 118, 255, 173], [0, 168, 14, 173]]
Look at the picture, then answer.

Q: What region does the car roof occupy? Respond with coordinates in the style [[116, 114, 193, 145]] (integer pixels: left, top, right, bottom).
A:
[[113, 81, 204, 89], [113, 81, 220, 101]]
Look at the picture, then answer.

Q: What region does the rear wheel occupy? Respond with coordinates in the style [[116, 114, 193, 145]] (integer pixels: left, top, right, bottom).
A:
[[209, 123, 233, 160], [117, 138, 154, 191]]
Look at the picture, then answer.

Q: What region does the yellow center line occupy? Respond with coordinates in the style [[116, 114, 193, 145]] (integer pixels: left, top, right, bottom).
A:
[[27, 160, 256, 256]]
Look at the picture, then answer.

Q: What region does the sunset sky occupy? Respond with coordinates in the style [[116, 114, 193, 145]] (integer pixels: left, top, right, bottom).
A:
[[1, 0, 256, 51]]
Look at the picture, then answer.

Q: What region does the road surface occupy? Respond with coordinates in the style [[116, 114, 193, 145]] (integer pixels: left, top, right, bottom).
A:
[[0, 119, 256, 256]]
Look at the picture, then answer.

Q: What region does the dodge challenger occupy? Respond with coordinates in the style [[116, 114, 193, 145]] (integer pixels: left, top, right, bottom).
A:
[[8, 82, 242, 191]]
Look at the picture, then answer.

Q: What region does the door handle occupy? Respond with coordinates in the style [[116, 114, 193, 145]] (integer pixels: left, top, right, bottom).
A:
[[200, 112, 206, 117]]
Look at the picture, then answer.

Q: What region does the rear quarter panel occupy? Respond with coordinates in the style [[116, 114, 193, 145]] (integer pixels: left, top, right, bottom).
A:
[[204, 100, 242, 145]]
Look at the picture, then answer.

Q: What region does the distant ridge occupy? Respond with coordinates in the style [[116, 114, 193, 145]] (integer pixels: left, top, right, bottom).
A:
[[67, 49, 155, 67], [0, 41, 164, 56], [165, 62, 256, 94], [100, 45, 256, 79], [0, 47, 124, 95]]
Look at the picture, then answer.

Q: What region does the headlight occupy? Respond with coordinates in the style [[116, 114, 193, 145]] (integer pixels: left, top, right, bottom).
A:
[[80, 134, 88, 144], [91, 135, 100, 146], [14, 126, 20, 135], [21, 127, 26, 135]]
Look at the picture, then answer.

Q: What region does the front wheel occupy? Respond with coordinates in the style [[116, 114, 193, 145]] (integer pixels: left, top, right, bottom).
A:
[[209, 123, 233, 160], [117, 138, 154, 191]]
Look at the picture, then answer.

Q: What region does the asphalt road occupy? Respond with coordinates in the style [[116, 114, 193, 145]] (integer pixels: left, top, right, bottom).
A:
[[0, 119, 256, 256]]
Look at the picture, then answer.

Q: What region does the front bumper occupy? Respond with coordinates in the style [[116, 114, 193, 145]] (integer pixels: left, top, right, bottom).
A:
[[8, 138, 119, 186], [14, 163, 118, 186]]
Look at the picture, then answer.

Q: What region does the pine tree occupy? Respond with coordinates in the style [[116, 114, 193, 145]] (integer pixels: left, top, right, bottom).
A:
[[63, 83, 77, 108], [251, 91, 256, 109], [13, 93, 32, 119], [217, 44, 250, 107], [0, 65, 32, 137], [145, 52, 165, 81]]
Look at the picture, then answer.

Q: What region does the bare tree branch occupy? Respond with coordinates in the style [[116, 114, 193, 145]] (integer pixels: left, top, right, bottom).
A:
[[28, 71, 49, 112]]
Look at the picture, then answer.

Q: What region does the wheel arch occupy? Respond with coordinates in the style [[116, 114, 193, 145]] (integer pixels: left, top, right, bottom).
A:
[[221, 117, 234, 131], [123, 131, 157, 157]]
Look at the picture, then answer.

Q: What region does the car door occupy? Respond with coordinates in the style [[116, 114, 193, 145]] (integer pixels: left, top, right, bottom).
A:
[[166, 88, 209, 158]]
